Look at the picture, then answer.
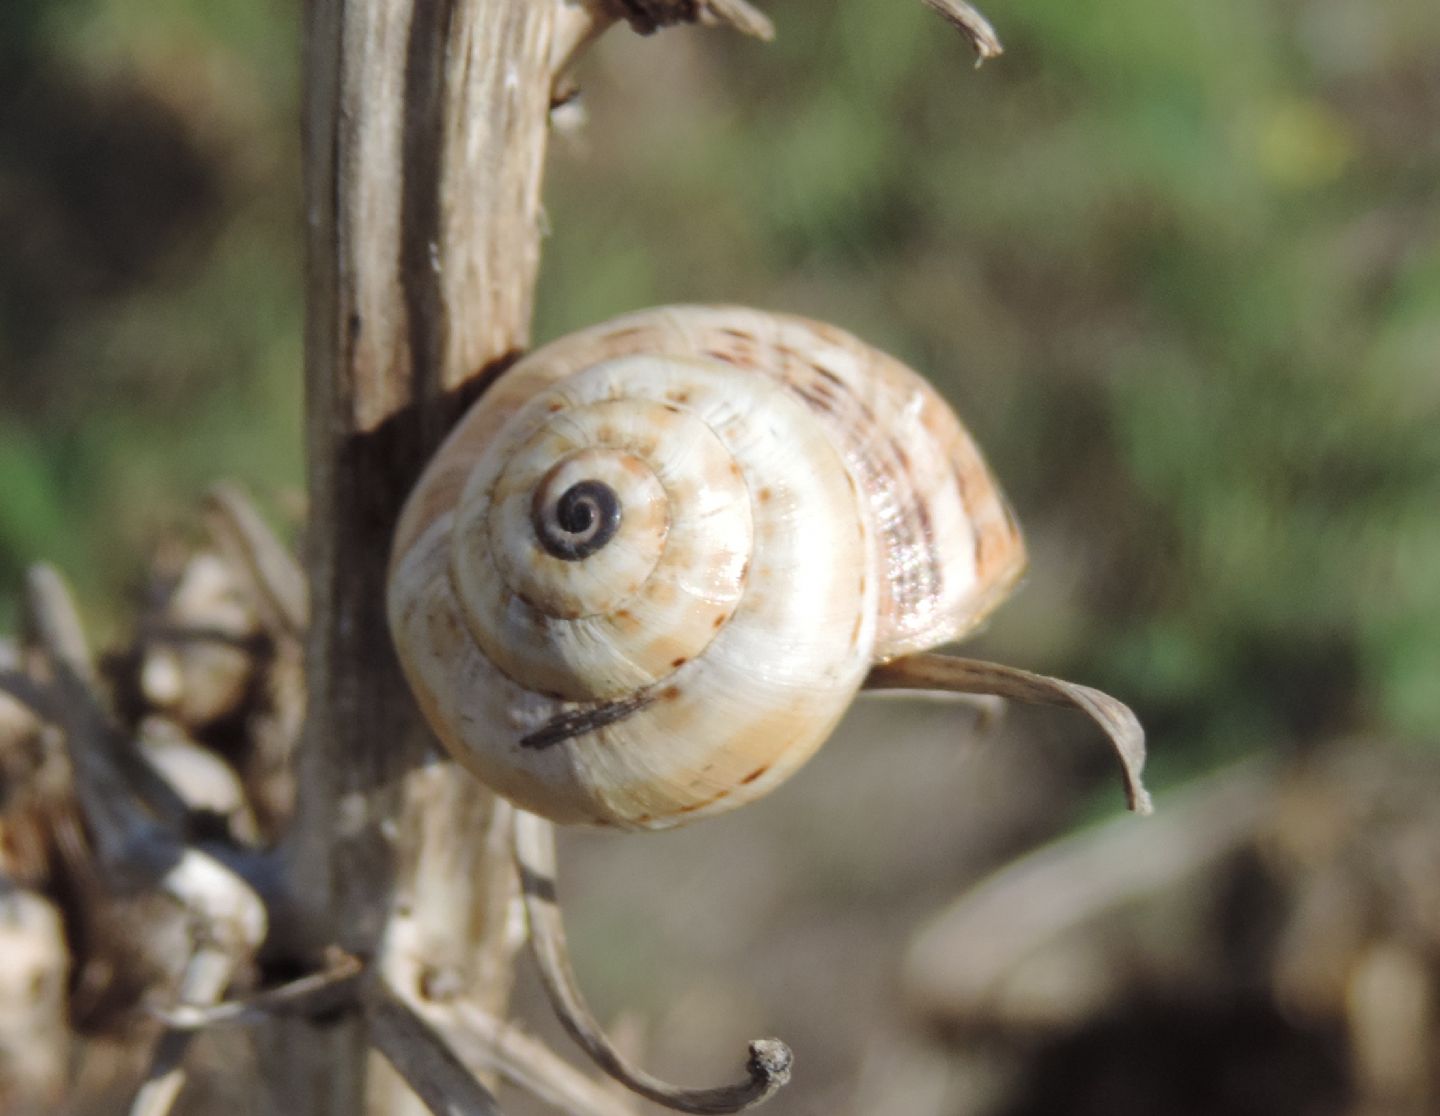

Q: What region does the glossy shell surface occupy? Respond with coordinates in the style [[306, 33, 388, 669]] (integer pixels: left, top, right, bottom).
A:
[[388, 306, 1025, 829]]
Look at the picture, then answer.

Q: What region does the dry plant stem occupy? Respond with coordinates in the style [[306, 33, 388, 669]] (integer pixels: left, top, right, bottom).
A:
[[865, 653, 1153, 815], [369, 989, 504, 1116], [155, 952, 364, 1030], [392, 985, 639, 1116], [287, 0, 558, 1109], [921, 0, 1003, 63], [0, 670, 57, 722], [514, 811, 793, 1113], [204, 483, 309, 639], [24, 567, 189, 833], [25, 567, 188, 876], [551, 3, 613, 96], [203, 483, 307, 836], [130, 935, 253, 1116]]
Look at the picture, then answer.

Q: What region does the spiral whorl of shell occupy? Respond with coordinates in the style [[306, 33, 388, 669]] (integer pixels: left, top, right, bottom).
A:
[[388, 307, 1025, 829]]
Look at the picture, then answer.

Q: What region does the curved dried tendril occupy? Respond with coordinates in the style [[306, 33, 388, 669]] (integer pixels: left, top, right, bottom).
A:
[[864, 652, 1152, 815], [513, 810, 793, 1113]]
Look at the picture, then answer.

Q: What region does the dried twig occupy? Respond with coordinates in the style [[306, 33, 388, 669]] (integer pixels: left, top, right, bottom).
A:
[[24, 566, 190, 832], [24, 566, 187, 873], [865, 653, 1152, 815], [154, 951, 363, 1030], [130, 885, 262, 1116], [199, 485, 307, 835], [368, 987, 505, 1116], [921, 0, 1003, 64], [399, 993, 640, 1116], [513, 811, 792, 1114], [124, 844, 267, 1116], [0, 669, 57, 723]]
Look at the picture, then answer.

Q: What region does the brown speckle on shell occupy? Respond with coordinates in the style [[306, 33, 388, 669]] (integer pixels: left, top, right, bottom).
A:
[[677, 786, 732, 813]]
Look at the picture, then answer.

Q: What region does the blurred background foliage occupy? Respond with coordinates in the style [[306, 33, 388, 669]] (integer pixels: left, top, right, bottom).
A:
[[2, 0, 1436, 774]]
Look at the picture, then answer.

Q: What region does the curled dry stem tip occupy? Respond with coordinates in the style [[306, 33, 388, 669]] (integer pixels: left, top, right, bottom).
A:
[[864, 653, 1153, 816], [921, 0, 1004, 65], [513, 810, 793, 1113]]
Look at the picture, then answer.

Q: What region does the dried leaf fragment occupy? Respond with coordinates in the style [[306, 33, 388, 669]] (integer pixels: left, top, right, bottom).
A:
[[865, 653, 1153, 815]]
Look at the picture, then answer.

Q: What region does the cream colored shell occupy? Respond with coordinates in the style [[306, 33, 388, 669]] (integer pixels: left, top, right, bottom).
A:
[[388, 305, 1025, 829]]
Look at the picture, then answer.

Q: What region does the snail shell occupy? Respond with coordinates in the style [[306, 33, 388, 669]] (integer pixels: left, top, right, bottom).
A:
[[388, 306, 1025, 829]]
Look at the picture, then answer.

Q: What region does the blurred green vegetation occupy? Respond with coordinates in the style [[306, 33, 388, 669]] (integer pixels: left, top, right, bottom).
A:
[[1, 0, 1437, 771]]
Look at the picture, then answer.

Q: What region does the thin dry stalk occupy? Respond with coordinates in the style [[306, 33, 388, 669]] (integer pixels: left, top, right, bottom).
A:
[[514, 812, 793, 1114]]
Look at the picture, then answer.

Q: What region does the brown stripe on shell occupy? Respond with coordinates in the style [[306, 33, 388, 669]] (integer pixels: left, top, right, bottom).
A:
[[946, 445, 1026, 627], [785, 372, 945, 637], [519, 690, 658, 750], [676, 786, 733, 813]]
